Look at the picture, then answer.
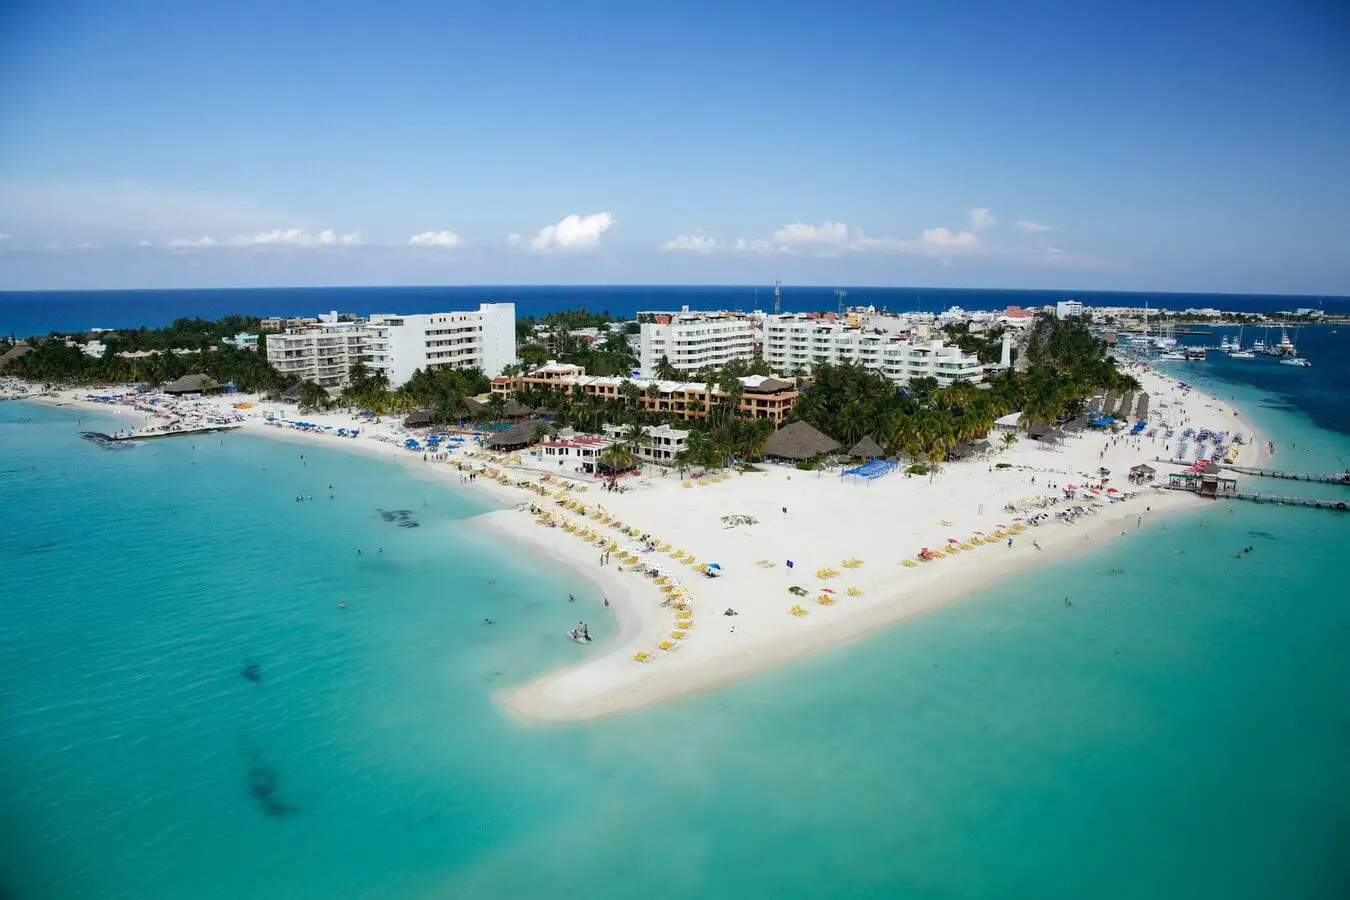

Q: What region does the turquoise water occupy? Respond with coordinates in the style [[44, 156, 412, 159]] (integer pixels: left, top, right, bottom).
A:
[[4, 386, 1350, 899]]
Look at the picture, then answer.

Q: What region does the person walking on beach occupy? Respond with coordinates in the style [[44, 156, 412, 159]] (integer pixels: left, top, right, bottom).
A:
[[1007, 536, 1013, 548]]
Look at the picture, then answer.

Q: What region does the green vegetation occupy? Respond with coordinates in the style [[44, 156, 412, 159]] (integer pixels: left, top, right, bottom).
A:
[[790, 313, 1138, 464], [940, 322, 1012, 365], [331, 362, 489, 420], [2, 327, 287, 393]]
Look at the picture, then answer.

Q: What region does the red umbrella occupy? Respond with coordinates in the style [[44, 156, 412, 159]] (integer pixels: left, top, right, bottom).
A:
[[821, 587, 836, 594], [973, 530, 985, 535], [1106, 487, 1119, 493], [948, 538, 959, 543]]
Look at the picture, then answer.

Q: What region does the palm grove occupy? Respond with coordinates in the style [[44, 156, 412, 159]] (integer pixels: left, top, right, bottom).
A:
[[3, 310, 1132, 468]]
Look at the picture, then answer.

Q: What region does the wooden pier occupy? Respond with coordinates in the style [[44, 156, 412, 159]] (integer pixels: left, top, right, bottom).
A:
[[1163, 484, 1349, 511], [1152, 457, 1350, 485], [1218, 464, 1350, 485]]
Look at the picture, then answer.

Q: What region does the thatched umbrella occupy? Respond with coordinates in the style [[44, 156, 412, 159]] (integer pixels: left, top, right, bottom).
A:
[[762, 421, 841, 461], [849, 435, 884, 459]]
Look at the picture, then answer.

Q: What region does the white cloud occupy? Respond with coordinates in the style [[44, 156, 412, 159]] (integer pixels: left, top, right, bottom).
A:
[[969, 207, 995, 231], [168, 235, 219, 248], [1017, 220, 1054, 232], [731, 236, 793, 256], [137, 239, 153, 247], [506, 232, 522, 247], [772, 221, 850, 245], [230, 228, 363, 247], [0, 179, 298, 242], [920, 227, 981, 249], [0, 233, 10, 242], [408, 230, 462, 248], [74, 241, 100, 250], [659, 232, 716, 254], [528, 212, 614, 252]]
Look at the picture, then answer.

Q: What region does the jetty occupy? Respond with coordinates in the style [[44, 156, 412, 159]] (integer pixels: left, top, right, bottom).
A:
[[1163, 485, 1349, 511], [1216, 464, 1350, 485], [1153, 457, 1350, 485], [108, 423, 240, 442]]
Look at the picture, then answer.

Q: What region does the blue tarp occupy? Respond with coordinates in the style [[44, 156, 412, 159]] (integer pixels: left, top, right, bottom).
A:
[[1089, 416, 1115, 427], [841, 459, 899, 481]]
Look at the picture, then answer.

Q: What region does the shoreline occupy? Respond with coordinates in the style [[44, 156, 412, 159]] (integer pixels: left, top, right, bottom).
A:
[[4, 365, 1274, 724]]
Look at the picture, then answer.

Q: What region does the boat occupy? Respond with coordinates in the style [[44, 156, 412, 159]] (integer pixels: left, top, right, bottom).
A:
[[1183, 347, 1207, 361], [1280, 356, 1311, 367], [1228, 349, 1255, 359], [1269, 326, 1296, 357], [1159, 351, 1186, 360]]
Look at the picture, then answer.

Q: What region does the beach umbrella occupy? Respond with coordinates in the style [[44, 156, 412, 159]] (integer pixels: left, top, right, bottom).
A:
[[948, 537, 959, 544], [821, 587, 836, 593], [708, 563, 721, 570]]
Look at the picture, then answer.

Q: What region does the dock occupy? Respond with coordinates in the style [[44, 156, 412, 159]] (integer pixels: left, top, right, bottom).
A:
[[108, 424, 240, 442], [1163, 485, 1348, 511], [1216, 464, 1350, 485], [1153, 457, 1350, 485]]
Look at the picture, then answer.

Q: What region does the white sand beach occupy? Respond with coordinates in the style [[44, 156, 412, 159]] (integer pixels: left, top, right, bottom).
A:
[[5, 364, 1271, 722]]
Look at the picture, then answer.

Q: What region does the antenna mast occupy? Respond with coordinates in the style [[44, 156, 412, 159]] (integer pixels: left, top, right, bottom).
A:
[[835, 288, 848, 316], [773, 280, 782, 315]]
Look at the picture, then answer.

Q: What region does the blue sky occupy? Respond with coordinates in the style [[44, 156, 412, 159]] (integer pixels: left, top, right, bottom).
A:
[[0, 0, 1346, 293]]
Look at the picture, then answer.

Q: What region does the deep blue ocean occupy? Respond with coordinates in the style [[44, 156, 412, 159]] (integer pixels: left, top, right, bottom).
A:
[[1, 285, 1347, 337], [3, 298, 1350, 898]]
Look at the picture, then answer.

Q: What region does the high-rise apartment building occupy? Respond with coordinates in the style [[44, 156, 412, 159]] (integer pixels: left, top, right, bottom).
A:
[[638, 309, 756, 376], [365, 303, 516, 386], [265, 322, 370, 390], [761, 314, 984, 386]]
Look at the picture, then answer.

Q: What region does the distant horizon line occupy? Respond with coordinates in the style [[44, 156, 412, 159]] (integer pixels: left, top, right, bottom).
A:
[[0, 283, 1345, 301]]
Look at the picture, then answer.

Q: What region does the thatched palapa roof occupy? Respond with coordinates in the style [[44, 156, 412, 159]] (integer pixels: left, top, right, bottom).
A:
[[501, 398, 533, 419], [487, 419, 555, 449], [162, 373, 217, 394], [742, 376, 795, 394], [281, 382, 305, 401], [762, 421, 841, 461], [0, 342, 32, 367], [1133, 392, 1150, 420], [849, 435, 884, 459], [404, 410, 432, 428]]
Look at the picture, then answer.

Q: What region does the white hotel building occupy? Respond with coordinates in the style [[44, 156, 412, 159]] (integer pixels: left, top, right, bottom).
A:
[[265, 321, 370, 391], [365, 303, 517, 387], [761, 314, 985, 386], [638, 309, 757, 376]]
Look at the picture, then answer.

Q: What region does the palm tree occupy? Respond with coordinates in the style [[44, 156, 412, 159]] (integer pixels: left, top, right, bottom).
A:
[[298, 380, 327, 411], [529, 423, 552, 446], [654, 355, 680, 381], [1000, 432, 1018, 449], [599, 444, 635, 473]]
